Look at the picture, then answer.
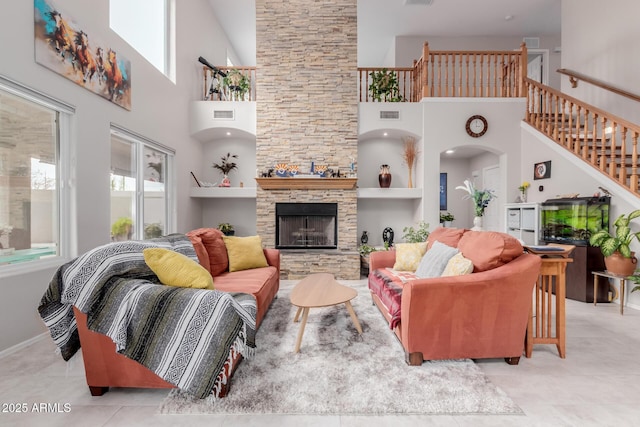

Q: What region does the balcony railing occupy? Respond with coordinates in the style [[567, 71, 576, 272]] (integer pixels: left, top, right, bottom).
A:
[[358, 42, 528, 102], [201, 66, 257, 101]]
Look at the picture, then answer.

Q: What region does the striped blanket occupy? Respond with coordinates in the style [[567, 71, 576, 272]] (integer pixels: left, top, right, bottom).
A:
[[368, 268, 419, 329], [38, 234, 256, 399]]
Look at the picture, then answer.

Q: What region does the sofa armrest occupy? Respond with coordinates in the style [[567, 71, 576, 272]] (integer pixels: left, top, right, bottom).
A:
[[264, 248, 280, 272], [369, 250, 396, 271]]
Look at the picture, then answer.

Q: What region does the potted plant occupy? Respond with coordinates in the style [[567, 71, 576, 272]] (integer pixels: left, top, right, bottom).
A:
[[402, 221, 430, 243], [144, 223, 163, 239], [456, 179, 496, 230], [212, 152, 238, 187], [368, 69, 403, 102], [218, 222, 235, 236], [589, 209, 640, 276], [111, 217, 133, 241], [222, 70, 250, 100], [439, 212, 455, 227]]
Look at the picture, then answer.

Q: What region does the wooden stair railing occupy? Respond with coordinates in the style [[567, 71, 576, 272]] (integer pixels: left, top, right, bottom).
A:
[[525, 77, 640, 195], [557, 69, 640, 103]]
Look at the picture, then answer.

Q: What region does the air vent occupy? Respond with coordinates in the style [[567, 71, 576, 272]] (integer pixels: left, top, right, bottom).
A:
[[523, 37, 540, 49], [404, 0, 434, 5], [213, 110, 234, 120], [379, 110, 400, 120]]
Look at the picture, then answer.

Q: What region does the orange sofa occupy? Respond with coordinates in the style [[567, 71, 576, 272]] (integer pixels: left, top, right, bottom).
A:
[[75, 228, 280, 397], [368, 227, 541, 366]]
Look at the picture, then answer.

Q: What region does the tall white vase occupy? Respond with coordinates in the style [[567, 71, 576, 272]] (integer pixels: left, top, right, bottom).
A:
[[471, 216, 483, 231]]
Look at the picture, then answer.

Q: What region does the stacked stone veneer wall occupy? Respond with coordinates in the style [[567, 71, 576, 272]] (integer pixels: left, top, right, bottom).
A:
[[256, 0, 359, 279]]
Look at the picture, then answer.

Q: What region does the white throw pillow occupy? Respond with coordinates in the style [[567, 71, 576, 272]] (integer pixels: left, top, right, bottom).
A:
[[415, 240, 459, 278]]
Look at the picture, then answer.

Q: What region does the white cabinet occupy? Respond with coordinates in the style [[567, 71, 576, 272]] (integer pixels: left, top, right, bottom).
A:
[[504, 203, 540, 245]]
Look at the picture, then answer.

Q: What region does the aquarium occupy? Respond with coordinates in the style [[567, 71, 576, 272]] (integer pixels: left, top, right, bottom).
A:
[[540, 196, 610, 245]]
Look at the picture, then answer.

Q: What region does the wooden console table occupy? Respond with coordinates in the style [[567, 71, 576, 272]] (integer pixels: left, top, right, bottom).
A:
[[525, 245, 574, 359]]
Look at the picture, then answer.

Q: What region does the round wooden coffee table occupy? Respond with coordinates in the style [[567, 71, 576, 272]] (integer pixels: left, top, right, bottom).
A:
[[289, 272, 363, 353]]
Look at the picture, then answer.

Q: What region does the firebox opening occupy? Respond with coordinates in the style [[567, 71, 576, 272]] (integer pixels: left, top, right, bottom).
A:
[[275, 203, 338, 249]]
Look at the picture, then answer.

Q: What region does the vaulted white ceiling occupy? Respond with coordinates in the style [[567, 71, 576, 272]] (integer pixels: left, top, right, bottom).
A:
[[207, 0, 561, 66]]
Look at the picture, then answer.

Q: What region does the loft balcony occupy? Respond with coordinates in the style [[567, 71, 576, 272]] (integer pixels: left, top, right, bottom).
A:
[[200, 42, 528, 103], [196, 43, 640, 199]]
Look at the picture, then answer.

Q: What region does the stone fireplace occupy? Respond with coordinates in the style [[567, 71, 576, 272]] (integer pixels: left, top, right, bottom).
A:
[[255, 0, 359, 279]]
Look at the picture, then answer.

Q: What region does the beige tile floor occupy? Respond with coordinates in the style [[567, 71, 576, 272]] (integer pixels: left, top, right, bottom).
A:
[[1, 280, 640, 426]]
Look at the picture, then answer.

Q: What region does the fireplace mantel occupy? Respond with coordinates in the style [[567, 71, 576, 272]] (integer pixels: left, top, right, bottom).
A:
[[255, 177, 357, 190]]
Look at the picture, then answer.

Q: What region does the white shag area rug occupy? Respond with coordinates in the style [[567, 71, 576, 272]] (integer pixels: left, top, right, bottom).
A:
[[159, 280, 523, 415]]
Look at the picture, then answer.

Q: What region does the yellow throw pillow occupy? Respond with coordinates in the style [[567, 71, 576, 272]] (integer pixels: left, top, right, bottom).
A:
[[223, 235, 269, 272], [392, 242, 428, 272], [143, 248, 214, 289], [441, 252, 474, 276]]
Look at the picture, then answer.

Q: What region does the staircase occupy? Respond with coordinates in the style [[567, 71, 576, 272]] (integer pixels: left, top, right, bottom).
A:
[[524, 77, 640, 197]]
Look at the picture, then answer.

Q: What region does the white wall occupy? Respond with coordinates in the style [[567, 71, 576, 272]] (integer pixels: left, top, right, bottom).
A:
[[561, 0, 640, 124], [423, 99, 526, 232], [0, 0, 234, 351]]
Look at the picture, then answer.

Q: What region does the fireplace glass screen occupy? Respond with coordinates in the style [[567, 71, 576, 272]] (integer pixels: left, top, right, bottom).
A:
[[276, 203, 337, 249]]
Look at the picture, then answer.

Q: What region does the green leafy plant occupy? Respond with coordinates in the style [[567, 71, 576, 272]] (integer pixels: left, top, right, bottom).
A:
[[212, 153, 238, 176], [144, 223, 163, 239], [402, 221, 430, 243], [218, 222, 234, 236], [223, 70, 251, 99], [589, 210, 640, 257], [627, 274, 640, 294], [368, 69, 403, 102], [358, 244, 378, 257], [456, 179, 496, 217], [111, 217, 133, 240], [439, 212, 455, 223]]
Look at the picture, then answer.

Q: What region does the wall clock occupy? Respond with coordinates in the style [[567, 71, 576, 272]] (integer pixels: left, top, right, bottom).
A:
[[465, 115, 488, 138]]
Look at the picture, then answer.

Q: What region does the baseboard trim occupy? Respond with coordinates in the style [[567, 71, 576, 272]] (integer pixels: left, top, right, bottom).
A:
[[0, 332, 48, 359]]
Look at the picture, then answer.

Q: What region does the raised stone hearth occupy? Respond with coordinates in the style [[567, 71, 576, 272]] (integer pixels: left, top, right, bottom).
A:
[[255, 0, 359, 279]]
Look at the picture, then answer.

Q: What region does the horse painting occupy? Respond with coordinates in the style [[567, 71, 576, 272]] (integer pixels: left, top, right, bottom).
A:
[[73, 31, 97, 83], [46, 10, 74, 62], [35, 0, 132, 110]]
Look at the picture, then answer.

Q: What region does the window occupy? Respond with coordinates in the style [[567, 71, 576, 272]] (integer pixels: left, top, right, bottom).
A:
[[110, 126, 174, 242], [109, 0, 173, 78], [0, 75, 73, 268]]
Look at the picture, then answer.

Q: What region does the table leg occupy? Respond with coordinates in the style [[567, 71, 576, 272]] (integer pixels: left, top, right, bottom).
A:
[[620, 279, 625, 315], [593, 274, 598, 306], [345, 301, 363, 334], [293, 306, 302, 322], [294, 307, 309, 353]]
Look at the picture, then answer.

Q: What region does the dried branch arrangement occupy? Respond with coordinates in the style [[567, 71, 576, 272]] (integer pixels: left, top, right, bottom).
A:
[[402, 136, 420, 188]]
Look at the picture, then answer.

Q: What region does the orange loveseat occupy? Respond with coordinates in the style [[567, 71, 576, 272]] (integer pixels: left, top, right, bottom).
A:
[[368, 227, 541, 366], [75, 228, 280, 397]]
